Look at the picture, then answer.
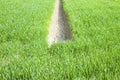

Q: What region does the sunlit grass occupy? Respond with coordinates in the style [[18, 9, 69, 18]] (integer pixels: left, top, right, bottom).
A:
[[0, 0, 120, 80]]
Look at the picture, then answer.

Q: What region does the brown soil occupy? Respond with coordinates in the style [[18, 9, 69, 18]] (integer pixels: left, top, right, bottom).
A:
[[47, 0, 72, 46]]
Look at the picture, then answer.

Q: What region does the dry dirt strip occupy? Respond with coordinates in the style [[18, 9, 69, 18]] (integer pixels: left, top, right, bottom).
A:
[[47, 0, 72, 46]]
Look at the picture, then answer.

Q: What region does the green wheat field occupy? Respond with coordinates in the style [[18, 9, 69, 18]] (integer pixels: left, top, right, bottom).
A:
[[0, 0, 120, 80]]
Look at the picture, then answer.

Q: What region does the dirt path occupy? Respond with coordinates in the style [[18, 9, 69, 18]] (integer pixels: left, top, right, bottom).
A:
[[47, 0, 72, 46]]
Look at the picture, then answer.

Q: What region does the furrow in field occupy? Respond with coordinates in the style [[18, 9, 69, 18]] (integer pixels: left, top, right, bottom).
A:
[[47, 0, 72, 46]]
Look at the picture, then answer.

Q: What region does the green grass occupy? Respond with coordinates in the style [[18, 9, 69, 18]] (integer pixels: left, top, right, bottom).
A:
[[0, 0, 120, 80]]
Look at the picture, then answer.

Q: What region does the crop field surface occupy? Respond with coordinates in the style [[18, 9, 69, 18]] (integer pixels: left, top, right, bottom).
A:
[[0, 0, 120, 80]]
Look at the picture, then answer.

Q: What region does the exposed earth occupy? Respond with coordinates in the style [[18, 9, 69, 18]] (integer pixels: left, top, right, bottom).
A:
[[47, 0, 72, 46]]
